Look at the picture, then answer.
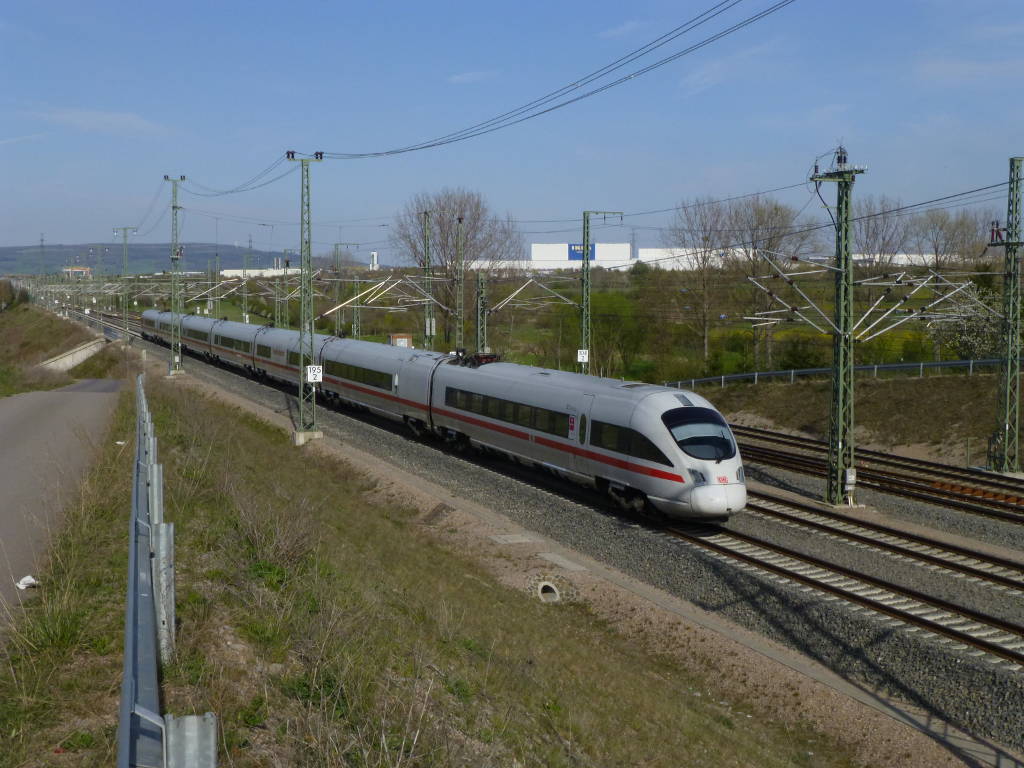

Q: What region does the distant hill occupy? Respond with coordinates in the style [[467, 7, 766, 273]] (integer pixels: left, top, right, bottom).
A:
[[0, 243, 376, 276]]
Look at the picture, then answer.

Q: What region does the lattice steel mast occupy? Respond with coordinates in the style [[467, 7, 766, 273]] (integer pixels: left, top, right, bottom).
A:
[[994, 157, 1024, 472], [113, 226, 136, 339], [287, 150, 323, 442], [455, 215, 465, 350], [164, 175, 186, 375], [476, 272, 488, 353], [421, 211, 435, 350], [811, 148, 865, 505], [580, 210, 621, 374]]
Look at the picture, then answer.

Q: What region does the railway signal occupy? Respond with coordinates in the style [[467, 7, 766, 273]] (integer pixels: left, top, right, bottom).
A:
[[164, 175, 186, 376]]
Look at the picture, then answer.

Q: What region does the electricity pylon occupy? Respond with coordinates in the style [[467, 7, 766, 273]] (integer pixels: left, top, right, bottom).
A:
[[476, 271, 488, 353], [580, 210, 622, 374], [164, 175, 186, 375], [421, 211, 435, 350], [287, 150, 323, 444], [811, 147, 865, 505], [113, 226, 136, 340], [455, 216, 465, 350], [993, 157, 1024, 472], [333, 242, 358, 336]]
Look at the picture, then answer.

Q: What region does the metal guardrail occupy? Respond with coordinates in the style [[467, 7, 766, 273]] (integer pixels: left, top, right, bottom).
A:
[[669, 358, 1004, 389], [117, 374, 217, 767]]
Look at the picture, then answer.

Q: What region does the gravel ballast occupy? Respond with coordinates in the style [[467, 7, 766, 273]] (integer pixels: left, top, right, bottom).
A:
[[149, 344, 1024, 753]]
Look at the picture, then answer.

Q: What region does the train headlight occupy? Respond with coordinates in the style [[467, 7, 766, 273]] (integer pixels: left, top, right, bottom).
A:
[[690, 469, 707, 486]]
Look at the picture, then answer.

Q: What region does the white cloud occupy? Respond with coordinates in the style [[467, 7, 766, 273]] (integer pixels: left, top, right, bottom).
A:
[[447, 70, 499, 85], [0, 132, 46, 147], [915, 56, 1024, 85], [29, 108, 164, 136], [598, 20, 642, 39], [680, 40, 779, 96]]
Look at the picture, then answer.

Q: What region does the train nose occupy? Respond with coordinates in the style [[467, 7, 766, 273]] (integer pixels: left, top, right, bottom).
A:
[[690, 483, 747, 517]]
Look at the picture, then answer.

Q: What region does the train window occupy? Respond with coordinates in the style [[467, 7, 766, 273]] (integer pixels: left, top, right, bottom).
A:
[[257, 344, 271, 358], [514, 403, 533, 428], [238, 341, 251, 353], [591, 421, 620, 452], [661, 407, 736, 461], [534, 409, 553, 434], [549, 412, 570, 437], [445, 387, 458, 407], [485, 396, 502, 420], [469, 393, 484, 414], [629, 432, 673, 466], [287, 351, 300, 366], [579, 414, 587, 444], [500, 399, 516, 423]]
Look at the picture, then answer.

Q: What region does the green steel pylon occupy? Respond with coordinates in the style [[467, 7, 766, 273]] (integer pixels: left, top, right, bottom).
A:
[[455, 216, 465, 350], [811, 148, 865, 505], [580, 210, 621, 375], [421, 211, 435, 350], [475, 271, 488, 353], [113, 226, 136, 340], [164, 175, 186, 375], [287, 151, 322, 437], [995, 157, 1024, 472], [243, 235, 251, 323]]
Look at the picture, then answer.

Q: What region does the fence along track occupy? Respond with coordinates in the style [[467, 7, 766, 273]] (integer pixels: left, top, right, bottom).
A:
[[746, 492, 1024, 592], [663, 525, 1024, 669]]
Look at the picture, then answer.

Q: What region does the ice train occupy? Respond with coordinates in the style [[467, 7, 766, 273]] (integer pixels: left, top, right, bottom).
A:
[[141, 310, 746, 520]]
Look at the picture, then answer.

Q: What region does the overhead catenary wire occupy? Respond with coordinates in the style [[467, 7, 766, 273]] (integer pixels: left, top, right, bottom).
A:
[[315, 0, 798, 159]]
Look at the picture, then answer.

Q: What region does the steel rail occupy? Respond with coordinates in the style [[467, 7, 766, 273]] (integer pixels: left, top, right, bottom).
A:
[[664, 525, 1024, 666], [745, 494, 1024, 591], [739, 443, 1024, 524], [733, 424, 1024, 497]]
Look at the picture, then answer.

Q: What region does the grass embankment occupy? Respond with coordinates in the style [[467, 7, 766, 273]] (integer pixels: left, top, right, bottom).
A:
[[710, 372, 1002, 451], [0, 375, 862, 767], [0, 299, 94, 396]]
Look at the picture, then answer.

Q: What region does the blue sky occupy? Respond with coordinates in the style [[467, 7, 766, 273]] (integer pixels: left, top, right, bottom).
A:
[[1, 0, 1021, 261]]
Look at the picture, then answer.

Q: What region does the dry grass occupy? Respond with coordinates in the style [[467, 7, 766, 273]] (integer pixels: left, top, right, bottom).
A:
[[0, 302, 94, 396], [710, 371, 1005, 450], [0, 377, 863, 767]]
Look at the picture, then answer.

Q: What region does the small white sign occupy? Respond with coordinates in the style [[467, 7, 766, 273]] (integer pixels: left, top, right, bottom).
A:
[[577, 349, 589, 363], [306, 365, 323, 383]]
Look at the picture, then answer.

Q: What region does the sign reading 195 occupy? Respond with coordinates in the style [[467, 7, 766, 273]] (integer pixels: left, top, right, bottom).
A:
[[305, 365, 323, 383]]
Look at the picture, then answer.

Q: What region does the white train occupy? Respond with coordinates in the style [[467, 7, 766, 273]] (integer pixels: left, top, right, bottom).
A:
[[141, 310, 746, 520]]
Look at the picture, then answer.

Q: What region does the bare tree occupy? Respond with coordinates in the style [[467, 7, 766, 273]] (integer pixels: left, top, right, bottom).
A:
[[391, 187, 526, 344], [725, 196, 818, 367], [662, 196, 729, 367], [853, 194, 908, 265]]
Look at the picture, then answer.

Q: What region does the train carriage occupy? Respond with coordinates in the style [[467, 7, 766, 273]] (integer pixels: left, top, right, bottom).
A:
[[140, 309, 745, 520]]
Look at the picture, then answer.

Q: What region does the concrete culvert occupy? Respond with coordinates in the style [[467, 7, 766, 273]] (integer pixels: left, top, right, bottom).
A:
[[537, 581, 561, 603]]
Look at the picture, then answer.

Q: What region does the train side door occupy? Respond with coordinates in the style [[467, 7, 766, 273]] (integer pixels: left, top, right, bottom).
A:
[[574, 394, 595, 473]]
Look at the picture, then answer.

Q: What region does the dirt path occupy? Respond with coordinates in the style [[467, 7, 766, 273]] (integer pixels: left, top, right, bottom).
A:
[[0, 379, 120, 618]]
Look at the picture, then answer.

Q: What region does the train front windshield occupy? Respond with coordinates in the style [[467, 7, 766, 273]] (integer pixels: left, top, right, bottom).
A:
[[661, 407, 736, 462]]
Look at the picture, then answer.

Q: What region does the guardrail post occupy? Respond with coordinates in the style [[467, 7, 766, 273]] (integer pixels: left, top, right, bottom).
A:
[[753, 372, 758, 385], [721, 375, 725, 387], [790, 369, 795, 383], [970, 359, 974, 376], [873, 365, 878, 378], [153, 521, 176, 664], [919, 362, 924, 377]]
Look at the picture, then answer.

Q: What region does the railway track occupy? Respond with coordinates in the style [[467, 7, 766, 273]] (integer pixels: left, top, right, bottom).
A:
[[733, 424, 1024, 524], [664, 520, 1024, 669], [746, 491, 1024, 592]]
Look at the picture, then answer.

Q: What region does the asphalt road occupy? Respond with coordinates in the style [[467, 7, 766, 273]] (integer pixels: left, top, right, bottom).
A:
[[0, 379, 120, 618]]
